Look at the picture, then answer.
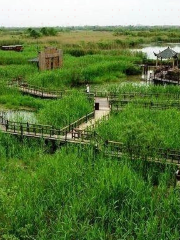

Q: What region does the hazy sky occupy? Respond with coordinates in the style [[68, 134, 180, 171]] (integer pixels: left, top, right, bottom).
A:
[[1, 0, 180, 27]]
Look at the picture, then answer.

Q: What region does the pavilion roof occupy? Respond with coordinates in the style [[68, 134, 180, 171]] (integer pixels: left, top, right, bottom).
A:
[[154, 47, 178, 59]]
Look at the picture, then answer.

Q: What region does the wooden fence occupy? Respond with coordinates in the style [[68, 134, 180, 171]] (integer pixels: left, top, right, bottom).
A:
[[61, 112, 95, 133], [0, 111, 95, 141], [9, 81, 65, 99], [9, 81, 96, 100], [104, 140, 180, 164], [110, 92, 180, 102], [0, 112, 180, 164], [110, 100, 180, 112]]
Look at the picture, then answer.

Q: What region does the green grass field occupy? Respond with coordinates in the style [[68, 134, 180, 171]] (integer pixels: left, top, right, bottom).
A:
[[0, 28, 180, 240], [0, 135, 179, 240]]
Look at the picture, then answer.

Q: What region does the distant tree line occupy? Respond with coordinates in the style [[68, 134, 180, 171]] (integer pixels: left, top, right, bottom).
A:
[[1, 25, 180, 37], [27, 27, 57, 38]]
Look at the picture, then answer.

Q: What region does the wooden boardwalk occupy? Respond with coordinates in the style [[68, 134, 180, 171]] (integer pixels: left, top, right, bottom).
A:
[[1, 110, 180, 165], [9, 82, 64, 99], [9, 81, 119, 99], [1, 87, 180, 166], [66, 97, 110, 139], [110, 99, 180, 112], [153, 77, 180, 85], [0, 96, 110, 143], [18, 86, 63, 99], [0, 111, 96, 143], [78, 97, 110, 130]]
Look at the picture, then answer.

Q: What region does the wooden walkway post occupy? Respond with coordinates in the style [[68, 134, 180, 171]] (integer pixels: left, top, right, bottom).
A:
[[6, 120, 8, 131], [27, 122, 29, 133], [20, 124, 23, 136]]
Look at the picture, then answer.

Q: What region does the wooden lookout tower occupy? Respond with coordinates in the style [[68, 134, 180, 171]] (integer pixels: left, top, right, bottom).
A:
[[29, 47, 63, 71], [39, 47, 63, 71]]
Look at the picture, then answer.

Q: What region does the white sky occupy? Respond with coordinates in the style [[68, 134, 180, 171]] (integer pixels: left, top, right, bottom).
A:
[[0, 0, 180, 27]]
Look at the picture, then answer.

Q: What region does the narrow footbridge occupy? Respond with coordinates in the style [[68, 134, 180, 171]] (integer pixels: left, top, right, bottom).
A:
[[2, 84, 180, 165], [0, 109, 180, 166], [0, 112, 95, 144], [9, 81, 65, 99], [0, 96, 110, 141], [8, 80, 119, 99]]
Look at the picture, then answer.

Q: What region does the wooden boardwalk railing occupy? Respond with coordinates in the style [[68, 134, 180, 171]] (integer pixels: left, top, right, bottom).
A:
[[70, 131, 180, 165], [103, 140, 180, 165], [110, 100, 180, 112], [0, 113, 180, 165], [61, 112, 95, 133], [0, 111, 95, 141], [110, 92, 180, 102], [10, 79, 180, 101], [9, 81, 65, 99]]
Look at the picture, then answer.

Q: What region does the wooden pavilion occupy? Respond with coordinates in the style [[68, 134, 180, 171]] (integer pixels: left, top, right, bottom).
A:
[[154, 46, 179, 68], [153, 47, 180, 85]]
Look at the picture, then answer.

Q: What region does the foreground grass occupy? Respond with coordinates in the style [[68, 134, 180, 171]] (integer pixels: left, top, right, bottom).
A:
[[0, 134, 179, 240]]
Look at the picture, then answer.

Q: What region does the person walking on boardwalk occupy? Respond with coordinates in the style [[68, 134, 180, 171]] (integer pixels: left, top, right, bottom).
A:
[[86, 84, 90, 94]]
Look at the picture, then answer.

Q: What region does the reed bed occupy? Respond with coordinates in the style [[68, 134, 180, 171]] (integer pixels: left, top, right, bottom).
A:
[[97, 105, 180, 151], [38, 91, 93, 128], [108, 83, 180, 96], [25, 53, 141, 88], [0, 45, 142, 88], [0, 138, 179, 239], [0, 85, 45, 110], [0, 29, 180, 239]]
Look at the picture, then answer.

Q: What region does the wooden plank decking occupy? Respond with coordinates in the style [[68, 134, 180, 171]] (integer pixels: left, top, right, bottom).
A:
[[9, 83, 64, 99], [153, 77, 180, 85]]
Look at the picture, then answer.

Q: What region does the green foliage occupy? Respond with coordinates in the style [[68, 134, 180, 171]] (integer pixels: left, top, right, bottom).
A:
[[0, 45, 38, 65], [0, 85, 44, 110], [0, 28, 180, 239], [0, 45, 142, 87], [97, 104, 180, 150], [107, 83, 180, 95], [38, 91, 93, 128], [28, 29, 41, 38], [0, 143, 179, 239], [40, 27, 57, 36], [27, 53, 142, 88], [26, 27, 57, 38]]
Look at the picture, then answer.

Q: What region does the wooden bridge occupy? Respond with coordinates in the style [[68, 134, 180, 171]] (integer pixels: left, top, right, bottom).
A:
[[0, 97, 110, 141], [2, 82, 180, 165], [153, 77, 180, 86], [1, 109, 180, 166], [9, 81, 65, 99], [110, 99, 180, 112], [0, 111, 95, 143], [8, 80, 119, 99]]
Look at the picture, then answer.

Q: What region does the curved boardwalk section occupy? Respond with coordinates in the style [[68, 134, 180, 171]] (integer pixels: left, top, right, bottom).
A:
[[9, 81, 64, 99]]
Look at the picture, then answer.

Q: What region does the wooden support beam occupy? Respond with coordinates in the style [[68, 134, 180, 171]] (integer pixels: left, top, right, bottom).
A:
[[156, 57, 158, 67]]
